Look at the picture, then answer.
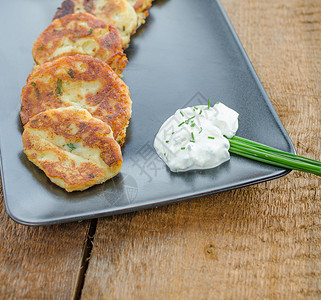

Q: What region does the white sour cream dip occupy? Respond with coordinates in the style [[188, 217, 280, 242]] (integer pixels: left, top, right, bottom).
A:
[[154, 102, 239, 172]]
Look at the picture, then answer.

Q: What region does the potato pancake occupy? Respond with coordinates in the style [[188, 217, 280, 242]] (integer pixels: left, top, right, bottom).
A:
[[54, 0, 138, 48], [126, 0, 154, 27], [32, 12, 127, 75], [22, 107, 122, 192], [20, 55, 132, 146]]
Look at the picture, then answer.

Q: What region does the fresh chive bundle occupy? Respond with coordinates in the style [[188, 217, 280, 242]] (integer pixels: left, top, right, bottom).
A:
[[229, 136, 321, 176]]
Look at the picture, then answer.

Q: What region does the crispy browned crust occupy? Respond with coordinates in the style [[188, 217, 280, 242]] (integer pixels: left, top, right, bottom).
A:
[[105, 52, 127, 75], [55, 0, 75, 19], [54, 0, 138, 48], [32, 13, 127, 75], [54, 0, 134, 21], [129, 0, 154, 26], [20, 55, 132, 146], [23, 107, 122, 192]]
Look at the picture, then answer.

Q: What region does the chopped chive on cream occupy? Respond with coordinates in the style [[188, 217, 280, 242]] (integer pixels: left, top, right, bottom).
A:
[[180, 111, 184, 117], [207, 98, 211, 109], [179, 116, 196, 126], [199, 110, 202, 115], [172, 132, 175, 135], [191, 123, 196, 128], [208, 136, 215, 140], [185, 116, 195, 124], [191, 132, 195, 140], [199, 127, 203, 134], [181, 147, 186, 150], [190, 140, 195, 143], [165, 140, 169, 143], [194, 106, 198, 110]]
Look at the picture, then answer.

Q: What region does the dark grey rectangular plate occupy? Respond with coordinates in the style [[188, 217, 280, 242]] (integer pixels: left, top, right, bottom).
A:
[[0, 0, 295, 225]]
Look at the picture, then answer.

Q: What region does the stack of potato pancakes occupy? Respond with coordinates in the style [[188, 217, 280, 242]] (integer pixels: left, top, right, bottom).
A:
[[20, 0, 154, 192]]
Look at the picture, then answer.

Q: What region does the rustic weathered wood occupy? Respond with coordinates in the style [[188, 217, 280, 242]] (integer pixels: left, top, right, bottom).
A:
[[82, 0, 321, 299], [0, 176, 91, 299]]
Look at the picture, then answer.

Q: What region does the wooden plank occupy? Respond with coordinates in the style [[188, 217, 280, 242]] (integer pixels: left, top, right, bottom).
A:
[[81, 0, 321, 299], [0, 177, 91, 299]]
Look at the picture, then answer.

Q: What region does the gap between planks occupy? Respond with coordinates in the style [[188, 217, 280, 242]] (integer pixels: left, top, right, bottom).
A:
[[72, 219, 98, 300]]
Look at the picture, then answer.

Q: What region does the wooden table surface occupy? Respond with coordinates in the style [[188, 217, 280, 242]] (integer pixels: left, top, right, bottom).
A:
[[1, 0, 321, 299]]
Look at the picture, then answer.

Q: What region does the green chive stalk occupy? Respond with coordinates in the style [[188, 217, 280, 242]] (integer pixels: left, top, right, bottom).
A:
[[229, 136, 321, 176]]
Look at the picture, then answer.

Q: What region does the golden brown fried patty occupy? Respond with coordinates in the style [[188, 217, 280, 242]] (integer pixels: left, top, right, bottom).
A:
[[126, 0, 154, 27], [20, 55, 132, 146], [22, 107, 122, 192], [32, 13, 127, 75], [54, 0, 138, 48]]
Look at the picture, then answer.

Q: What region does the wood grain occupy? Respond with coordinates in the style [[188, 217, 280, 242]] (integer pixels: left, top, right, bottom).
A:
[[0, 175, 91, 299], [81, 0, 321, 299]]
